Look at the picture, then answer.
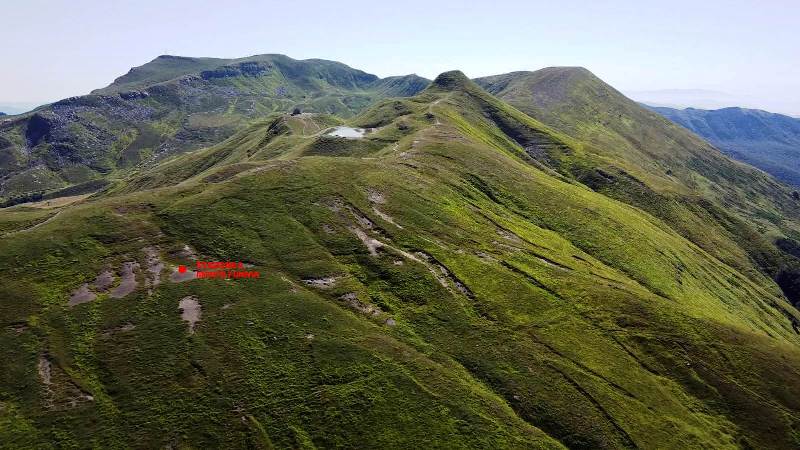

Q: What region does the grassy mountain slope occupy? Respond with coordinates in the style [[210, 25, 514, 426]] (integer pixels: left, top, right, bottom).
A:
[[650, 105, 800, 186], [2, 71, 800, 448], [475, 68, 800, 309], [0, 55, 428, 203]]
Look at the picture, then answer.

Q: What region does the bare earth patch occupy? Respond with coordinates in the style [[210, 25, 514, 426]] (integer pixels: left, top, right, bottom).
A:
[[353, 211, 374, 229], [38, 356, 54, 409], [350, 226, 384, 256], [302, 277, 339, 288], [475, 251, 497, 263], [143, 247, 164, 287], [37, 355, 93, 409], [414, 251, 475, 298], [497, 229, 525, 246], [372, 207, 403, 228], [68, 284, 96, 306], [110, 262, 140, 298], [367, 188, 386, 204], [339, 292, 382, 316], [38, 356, 52, 385], [94, 270, 115, 292], [176, 244, 198, 260], [179, 296, 202, 334], [170, 266, 196, 283]]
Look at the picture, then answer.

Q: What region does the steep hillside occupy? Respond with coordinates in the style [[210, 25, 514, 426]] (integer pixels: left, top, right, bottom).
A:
[[650, 106, 800, 186], [2, 70, 800, 448], [476, 68, 800, 308], [0, 55, 428, 203]]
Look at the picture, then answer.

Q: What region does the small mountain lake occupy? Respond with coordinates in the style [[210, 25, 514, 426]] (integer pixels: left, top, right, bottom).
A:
[[327, 126, 366, 138]]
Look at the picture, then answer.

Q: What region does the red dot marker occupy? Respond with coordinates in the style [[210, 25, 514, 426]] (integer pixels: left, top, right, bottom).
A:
[[178, 265, 187, 274]]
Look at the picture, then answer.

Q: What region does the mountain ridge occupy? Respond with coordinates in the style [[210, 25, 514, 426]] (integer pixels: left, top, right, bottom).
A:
[[93, 54, 384, 94], [6, 58, 800, 310], [474, 68, 800, 312], [0, 54, 430, 203], [3, 63, 800, 447]]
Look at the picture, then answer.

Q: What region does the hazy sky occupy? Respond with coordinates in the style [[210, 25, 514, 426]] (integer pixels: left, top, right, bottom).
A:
[[2, 0, 799, 115]]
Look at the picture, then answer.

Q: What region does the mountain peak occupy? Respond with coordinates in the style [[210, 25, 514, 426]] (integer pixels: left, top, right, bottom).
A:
[[430, 70, 472, 91], [155, 54, 197, 61]]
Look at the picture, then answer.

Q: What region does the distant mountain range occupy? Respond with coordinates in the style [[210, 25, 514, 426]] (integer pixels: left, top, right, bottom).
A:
[[650, 105, 800, 186], [626, 88, 744, 111], [0, 102, 45, 115], [0, 54, 428, 200]]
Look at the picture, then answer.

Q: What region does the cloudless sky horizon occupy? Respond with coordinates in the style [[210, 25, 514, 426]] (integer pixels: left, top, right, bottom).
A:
[[2, 0, 799, 114]]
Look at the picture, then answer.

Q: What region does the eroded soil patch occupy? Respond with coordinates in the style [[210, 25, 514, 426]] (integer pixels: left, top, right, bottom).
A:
[[110, 262, 140, 298], [143, 247, 164, 287], [339, 292, 382, 316], [170, 267, 196, 283], [350, 226, 384, 256], [302, 277, 339, 288], [179, 296, 202, 334], [68, 284, 96, 306], [38, 355, 94, 409], [367, 188, 386, 204], [372, 207, 403, 228], [94, 270, 115, 292]]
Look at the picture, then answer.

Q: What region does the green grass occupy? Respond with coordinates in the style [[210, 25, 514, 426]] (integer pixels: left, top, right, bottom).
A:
[[476, 68, 800, 309], [1, 70, 800, 449]]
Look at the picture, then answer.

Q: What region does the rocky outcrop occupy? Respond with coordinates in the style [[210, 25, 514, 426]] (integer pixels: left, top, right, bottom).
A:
[[200, 62, 270, 79]]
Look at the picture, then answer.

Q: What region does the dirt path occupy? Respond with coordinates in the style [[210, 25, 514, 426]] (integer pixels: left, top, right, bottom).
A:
[[429, 98, 446, 125], [1, 210, 63, 237], [299, 114, 322, 136], [1, 194, 91, 238], [24, 194, 91, 209], [402, 96, 449, 155]]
